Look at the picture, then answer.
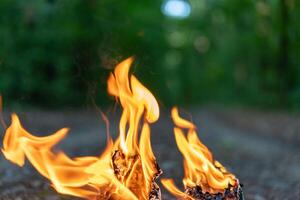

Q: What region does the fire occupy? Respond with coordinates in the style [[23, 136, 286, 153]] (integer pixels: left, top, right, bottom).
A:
[[1, 57, 161, 200], [1, 57, 241, 199], [161, 107, 237, 199]]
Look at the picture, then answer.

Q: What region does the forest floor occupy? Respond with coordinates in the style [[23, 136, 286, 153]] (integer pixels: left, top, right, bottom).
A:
[[0, 107, 299, 200]]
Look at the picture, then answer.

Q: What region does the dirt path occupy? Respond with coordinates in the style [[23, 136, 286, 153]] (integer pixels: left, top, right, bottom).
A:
[[200, 111, 300, 200], [0, 109, 299, 200]]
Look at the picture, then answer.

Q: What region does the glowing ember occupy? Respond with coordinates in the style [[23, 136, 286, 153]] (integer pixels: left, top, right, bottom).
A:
[[1, 57, 161, 200], [161, 107, 240, 199]]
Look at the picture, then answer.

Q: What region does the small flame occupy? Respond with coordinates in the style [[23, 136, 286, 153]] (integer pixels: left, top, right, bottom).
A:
[[161, 107, 237, 198], [1, 57, 161, 199]]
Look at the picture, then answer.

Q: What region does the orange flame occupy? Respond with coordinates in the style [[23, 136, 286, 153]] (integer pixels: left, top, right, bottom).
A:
[[1, 57, 160, 200], [161, 107, 237, 198]]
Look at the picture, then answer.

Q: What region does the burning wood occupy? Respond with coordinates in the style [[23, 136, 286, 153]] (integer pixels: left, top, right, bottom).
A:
[[161, 108, 244, 200], [184, 184, 244, 200], [112, 150, 162, 200]]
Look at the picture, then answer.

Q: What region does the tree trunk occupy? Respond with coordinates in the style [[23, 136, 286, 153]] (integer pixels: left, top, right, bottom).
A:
[[277, 0, 290, 106]]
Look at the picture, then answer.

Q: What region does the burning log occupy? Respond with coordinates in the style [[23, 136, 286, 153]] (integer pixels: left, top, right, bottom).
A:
[[112, 150, 162, 200], [161, 108, 244, 200]]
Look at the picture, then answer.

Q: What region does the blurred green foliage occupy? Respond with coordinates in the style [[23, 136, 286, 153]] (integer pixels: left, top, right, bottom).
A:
[[0, 0, 299, 109]]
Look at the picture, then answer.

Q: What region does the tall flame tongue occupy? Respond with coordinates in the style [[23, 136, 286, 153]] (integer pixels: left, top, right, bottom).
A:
[[1, 57, 161, 200], [161, 107, 237, 199], [106, 57, 161, 199]]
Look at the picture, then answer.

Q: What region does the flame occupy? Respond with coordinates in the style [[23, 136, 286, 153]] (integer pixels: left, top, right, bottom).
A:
[[161, 107, 237, 198], [1, 57, 161, 200]]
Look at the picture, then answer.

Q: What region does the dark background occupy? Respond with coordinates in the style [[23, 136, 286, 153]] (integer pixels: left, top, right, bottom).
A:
[[0, 1, 300, 200], [0, 0, 299, 109]]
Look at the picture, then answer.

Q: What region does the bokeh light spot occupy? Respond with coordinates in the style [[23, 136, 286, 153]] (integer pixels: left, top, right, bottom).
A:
[[162, 0, 191, 19]]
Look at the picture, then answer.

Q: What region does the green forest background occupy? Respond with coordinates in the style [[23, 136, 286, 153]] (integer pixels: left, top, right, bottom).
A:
[[0, 0, 299, 109]]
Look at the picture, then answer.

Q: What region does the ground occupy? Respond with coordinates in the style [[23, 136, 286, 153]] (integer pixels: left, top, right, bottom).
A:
[[0, 107, 299, 200]]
